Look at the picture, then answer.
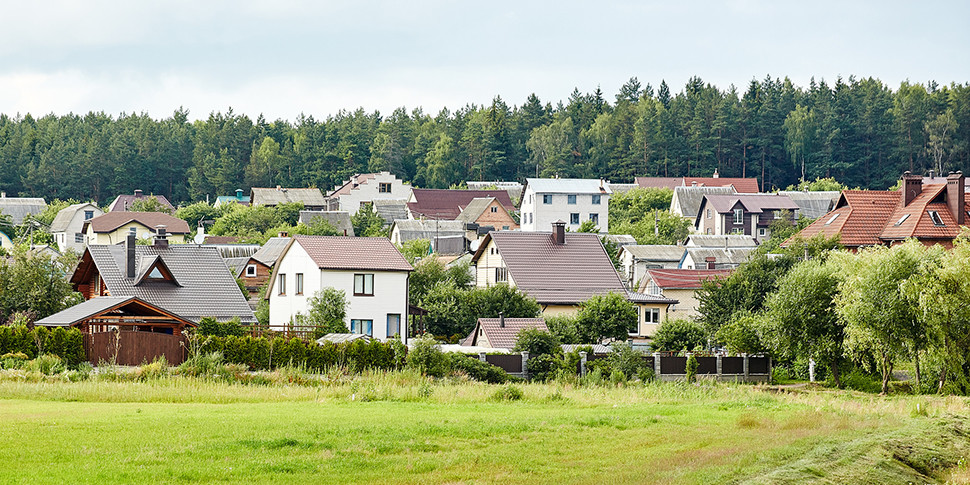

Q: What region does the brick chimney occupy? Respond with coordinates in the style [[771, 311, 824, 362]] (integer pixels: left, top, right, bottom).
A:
[[705, 256, 716, 270], [551, 220, 566, 245], [153, 225, 169, 248], [499, 311, 505, 328], [134, 189, 143, 198], [901, 171, 922, 207], [947, 171, 965, 225], [126, 232, 136, 278]]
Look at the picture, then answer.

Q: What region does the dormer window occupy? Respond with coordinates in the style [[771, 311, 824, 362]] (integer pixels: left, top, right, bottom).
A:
[[928, 210, 945, 226], [825, 213, 841, 225], [148, 267, 165, 279], [894, 214, 910, 226]]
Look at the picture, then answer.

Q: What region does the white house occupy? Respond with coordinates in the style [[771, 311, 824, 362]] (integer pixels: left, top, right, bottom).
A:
[[267, 235, 413, 341], [326, 172, 411, 213], [49, 203, 103, 254], [519, 178, 611, 233]]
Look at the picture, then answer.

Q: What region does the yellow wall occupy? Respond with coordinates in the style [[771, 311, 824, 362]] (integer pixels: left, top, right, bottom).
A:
[[540, 304, 580, 317], [87, 223, 188, 246], [663, 288, 702, 320], [633, 303, 670, 337]]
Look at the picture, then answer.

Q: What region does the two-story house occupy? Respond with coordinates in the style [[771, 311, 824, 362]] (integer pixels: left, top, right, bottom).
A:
[[82, 212, 190, 245], [325, 172, 411, 213], [267, 235, 413, 341], [455, 197, 519, 231], [406, 188, 515, 221], [520, 178, 611, 233], [50, 202, 103, 254], [616, 245, 686, 290], [694, 194, 799, 243], [639, 268, 733, 321]]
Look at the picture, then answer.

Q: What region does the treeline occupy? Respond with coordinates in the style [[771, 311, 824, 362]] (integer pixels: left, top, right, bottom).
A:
[[1, 76, 968, 204]]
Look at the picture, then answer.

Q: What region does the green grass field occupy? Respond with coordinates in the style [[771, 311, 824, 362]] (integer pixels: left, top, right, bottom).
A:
[[0, 372, 968, 484]]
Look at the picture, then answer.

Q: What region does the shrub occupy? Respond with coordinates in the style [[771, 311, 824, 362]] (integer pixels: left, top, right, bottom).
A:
[[1, 351, 29, 369], [637, 367, 656, 382], [136, 356, 170, 380], [607, 344, 649, 379], [686, 354, 699, 383], [26, 354, 66, 375], [609, 369, 627, 386], [513, 328, 561, 357], [406, 336, 447, 377], [197, 317, 245, 337], [545, 314, 582, 344], [178, 352, 225, 377], [491, 384, 523, 401], [526, 353, 562, 382], [652, 319, 706, 352], [447, 354, 509, 384]]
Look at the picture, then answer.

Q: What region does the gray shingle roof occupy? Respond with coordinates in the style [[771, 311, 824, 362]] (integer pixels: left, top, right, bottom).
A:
[[392, 219, 466, 242], [0, 197, 46, 225], [223, 256, 251, 277], [525, 178, 612, 195], [684, 235, 759, 248], [251, 187, 326, 207], [50, 203, 100, 233], [684, 247, 755, 266], [620, 245, 686, 261], [373, 199, 408, 224], [85, 244, 256, 323], [36, 296, 137, 326], [672, 186, 737, 218], [299, 211, 355, 236], [777, 191, 840, 219], [250, 237, 290, 267], [455, 197, 498, 223]]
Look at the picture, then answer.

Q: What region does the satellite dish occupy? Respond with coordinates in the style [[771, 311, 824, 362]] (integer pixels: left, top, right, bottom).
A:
[[469, 239, 481, 252]]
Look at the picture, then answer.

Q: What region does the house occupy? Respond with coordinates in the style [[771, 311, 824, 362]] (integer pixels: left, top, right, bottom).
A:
[[251, 186, 327, 210], [214, 189, 251, 208], [684, 234, 759, 248], [325, 172, 411, 213], [520, 178, 611, 233], [470, 221, 676, 337], [407, 188, 515, 221], [466, 181, 524, 202], [82, 212, 190, 245], [791, 171, 970, 251], [49, 202, 103, 254], [617, 245, 686, 289], [455, 197, 518, 231], [69, 229, 256, 324], [267, 235, 413, 341], [0, 231, 13, 251], [0, 193, 46, 224], [460, 316, 547, 351], [670, 185, 737, 221], [694, 194, 799, 243], [373, 199, 409, 225], [299, 211, 355, 236], [389, 219, 467, 255], [640, 269, 733, 321], [237, 236, 290, 298], [107, 190, 175, 213], [680, 247, 754, 270], [635, 172, 760, 193], [777, 191, 840, 220]]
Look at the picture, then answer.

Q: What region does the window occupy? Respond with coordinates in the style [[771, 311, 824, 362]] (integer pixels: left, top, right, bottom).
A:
[[75, 233, 84, 243], [542, 194, 552, 204], [570, 213, 580, 224], [733, 208, 744, 225], [495, 267, 507, 283], [278, 274, 286, 295], [826, 213, 841, 225], [84, 210, 94, 220], [379, 182, 391, 193], [386, 314, 401, 337], [296, 273, 304, 295], [706, 208, 711, 219], [129, 227, 137, 235], [928, 210, 945, 226], [758, 228, 767, 237], [592, 195, 601, 205], [893, 214, 909, 226], [646, 308, 660, 324], [502, 225, 509, 230], [589, 213, 599, 224], [490, 206, 498, 213], [354, 273, 374, 296], [567, 195, 577, 204], [148, 267, 164, 279], [351, 319, 373, 336], [246, 264, 257, 277]]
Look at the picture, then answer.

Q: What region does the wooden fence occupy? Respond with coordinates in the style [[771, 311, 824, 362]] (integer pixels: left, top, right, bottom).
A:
[[85, 330, 187, 366]]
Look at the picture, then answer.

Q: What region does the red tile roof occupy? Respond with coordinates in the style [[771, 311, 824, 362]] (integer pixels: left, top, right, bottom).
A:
[[290, 235, 413, 271], [641, 269, 733, 291], [408, 189, 516, 220], [879, 184, 965, 241], [793, 190, 900, 247], [84, 212, 190, 234]]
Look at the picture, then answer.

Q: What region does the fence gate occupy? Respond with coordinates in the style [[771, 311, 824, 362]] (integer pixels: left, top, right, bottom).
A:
[[85, 330, 187, 366]]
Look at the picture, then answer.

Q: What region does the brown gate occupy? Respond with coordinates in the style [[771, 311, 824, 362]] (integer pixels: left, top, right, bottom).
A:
[[85, 330, 187, 366]]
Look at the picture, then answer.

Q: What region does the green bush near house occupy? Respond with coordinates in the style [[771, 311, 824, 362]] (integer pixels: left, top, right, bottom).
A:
[[0, 326, 85, 367]]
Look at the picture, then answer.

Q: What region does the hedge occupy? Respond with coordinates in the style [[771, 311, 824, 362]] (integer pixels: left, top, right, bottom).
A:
[[197, 335, 406, 372], [0, 326, 86, 366]]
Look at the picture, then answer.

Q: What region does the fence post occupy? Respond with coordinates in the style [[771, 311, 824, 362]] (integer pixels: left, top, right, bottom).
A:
[[521, 351, 530, 380], [742, 353, 749, 380], [479, 352, 487, 363], [579, 351, 587, 377], [716, 353, 723, 378], [653, 352, 661, 377]]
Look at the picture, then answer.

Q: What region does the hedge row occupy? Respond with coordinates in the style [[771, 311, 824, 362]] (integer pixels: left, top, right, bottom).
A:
[[0, 326, 86, 366], [196, 335, 406, 372]]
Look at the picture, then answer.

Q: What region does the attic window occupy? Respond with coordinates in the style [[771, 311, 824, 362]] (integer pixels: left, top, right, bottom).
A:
[[928, 210, 945, 227], [148, 267, 164, 279], [894, 214, 910, 226], [825, 213, 840, 225]]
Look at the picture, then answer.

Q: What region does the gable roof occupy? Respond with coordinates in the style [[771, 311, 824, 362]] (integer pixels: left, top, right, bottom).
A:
[[684, 234, 759, 248], [299, 211, 355, 236], [73, 244, 255, 323], [701, 194, 800, 214], [684, 177, 761, 193], [328, 173, 378, 197], [35, 296, 196, 328], [250, 237, 290, 267], [289, 235, 413, 272], [777, 191, 841, 219], [391, 219, 467, 242], [224, 256, 251, 277], [683, 247, 755, 267], [408, 189, 515, 220], [641, 269, 733, 291], [671, 186, 737, 218], [525, 178, 612, 195], [83, 212, 190, 235], [455, 197, 512, 224], [0, 197, 46, 225], [473, 231, 626, 305], [107, 192, 175, 213], [251, 187, 326, 207], [619, 245, 686, 262], [634, 177, 684, 190], [793, 190, 901, 247], [878, 184, 967, 242], [464, 317, 548, 350], [373, 199, 408, 224], [50, 203, 101, 233]]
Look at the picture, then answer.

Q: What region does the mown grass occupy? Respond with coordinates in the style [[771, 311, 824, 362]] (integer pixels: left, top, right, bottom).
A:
[[0, 371, 967, 484]]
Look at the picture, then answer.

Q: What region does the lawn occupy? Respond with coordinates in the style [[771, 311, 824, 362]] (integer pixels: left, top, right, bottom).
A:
[[0, 373, 968, 484]]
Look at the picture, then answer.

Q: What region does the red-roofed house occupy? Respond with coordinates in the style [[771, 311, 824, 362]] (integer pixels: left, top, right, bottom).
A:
[[267, 235, 413, 341], [639, 269, 733, 321], [461, 316, 548, 350], [791, 172, 969, 251], [695, 194, 799, 243], [407, 188, 516, 220]]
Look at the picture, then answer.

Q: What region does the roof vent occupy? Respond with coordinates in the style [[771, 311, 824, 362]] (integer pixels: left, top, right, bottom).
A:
[[153, 225, 169, 248], [134, 189, 143, 197]]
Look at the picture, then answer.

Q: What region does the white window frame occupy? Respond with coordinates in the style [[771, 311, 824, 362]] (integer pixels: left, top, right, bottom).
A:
[[733, 208, 743, 225], [246, 264, 257, 277]]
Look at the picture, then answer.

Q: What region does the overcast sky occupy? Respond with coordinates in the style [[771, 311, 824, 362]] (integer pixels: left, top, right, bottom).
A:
[[1, 0, 967, 121]]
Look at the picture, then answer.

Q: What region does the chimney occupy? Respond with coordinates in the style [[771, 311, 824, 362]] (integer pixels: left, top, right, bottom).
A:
[[276, 185, 282, 191], [278, 231, 289, 238], [499, 311, 505, 328], [551, 220, 566, 245], [929, 169, 937, 180], [235, 188, 243, 200], [126, 232, 136, 278], [153, 225, 169, 248], [947, 171, 965, 225], [901, 171, 922, 206], [134, 189, 143, 198], [705, 256, 716, 270], [713, 168, 720, 178]]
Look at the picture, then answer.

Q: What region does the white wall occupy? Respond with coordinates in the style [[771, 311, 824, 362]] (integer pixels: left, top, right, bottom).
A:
[[520, 188, 609, 233], [474, 238, 512, 287], [54, 204, 102, 254], [337, 172, 411, 213]]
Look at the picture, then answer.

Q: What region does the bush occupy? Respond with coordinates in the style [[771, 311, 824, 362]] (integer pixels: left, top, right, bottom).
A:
[[0, 326, 84, 366], [513, 328, 561, 357], [609, 369, 627, 386], [491, 384, 523, 401], [26, 354, 66, 375], [447, 354, 509, 384], [526, 353, 563, 382], [1, 351, 29, 369], [652, 319, 706, 352], [607, 344, 650, 380], [686, 354, 699, 383], [545, 314, 582, 344], [197, 317, 245, 337], [406, 336, 447, 377]]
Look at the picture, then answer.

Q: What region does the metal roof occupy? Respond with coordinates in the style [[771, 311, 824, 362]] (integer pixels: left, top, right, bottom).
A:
[[251, 187, 326, 207], [373, 199, 408, 224], [0, 197, 46, 225], [299, 211, 355, 236], [701, 194, 799, 214], [671, 186, 737, 218], [641, 269, 734, 291], [777, 191, 840, 219], [619, 245, 686, 261], [391, 219, 466, 242], [49, 203, 101, 233], [683, 247, 755, 266], [84, 212, 190, 234], [525, 178, 612, 195], [684, 235, 759, 248], [250, 237, 290, 267], [36, 296, 136, 326], [408, 189, 515, 220]]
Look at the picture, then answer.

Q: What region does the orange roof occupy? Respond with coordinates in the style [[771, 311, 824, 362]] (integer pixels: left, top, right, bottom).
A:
[[793, 190, 899, 247], [880, 184, 965, 241]]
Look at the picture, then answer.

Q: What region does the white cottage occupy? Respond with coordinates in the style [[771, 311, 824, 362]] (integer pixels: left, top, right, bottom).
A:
[[50, 202, 103, 254], [519, 178, 611, 233], [267, 235, 413, 341]]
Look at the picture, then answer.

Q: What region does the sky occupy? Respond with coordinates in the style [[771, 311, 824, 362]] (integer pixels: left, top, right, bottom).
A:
[[1, 0, 967, 121]]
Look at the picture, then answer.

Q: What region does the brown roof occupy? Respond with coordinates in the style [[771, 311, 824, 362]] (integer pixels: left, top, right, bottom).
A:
[[640, 269, 733, 291], [472, 231, 626, 305], [203, 236, 240, 244], [635, 177, 684, 190], [408, 189, 515, 220], [463, 318, 548, 350], [289, 235, 413, 271], [107, 192, 175, 212], [684, 177, 761, 193], [879, 184, 966, 241], [83, 212, 191, 234], [701, 194, 800, 214], [793, 190, 900, 247]]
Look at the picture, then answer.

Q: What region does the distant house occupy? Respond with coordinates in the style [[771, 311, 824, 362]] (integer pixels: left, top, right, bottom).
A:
[[50, 202, 103, 254], [407, 188, 516, 221], [389, 219, 467, 255], [251, 186, 327, 210], [520, 178, 611, 233], [684, 234, 759, 249], [455, 197, 518, 231], [325, 172, 411, 213], [636, 172, 760, 193], [791, 172, 970, 251], [107, 190, 175, 213], [695, 194, 799, 243], [640, 269, 733, 321], [267, 235, 413, 341], [670, 186, 737, 221], [461, 316, 547, 351], [373, 199, 408, 225], [466, 181, 524, 202], [617, 245, 686, 289], [776, 191, 840, 220], [0, 193, 46, 225], [681, 247, 754, 270], [214, 189, 251, 208], [237, 236, 290, 298], [82, 212, 190, 245], [299, 211, 355, 236]]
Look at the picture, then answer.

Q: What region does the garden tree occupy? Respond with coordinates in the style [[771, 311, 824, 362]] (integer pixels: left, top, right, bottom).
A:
[[544, 314, 581, 344], [714, 311, 767, 355], [299, 287, 350, 336], [420, 283, 540, 339], [513, 328, 561, 357], [0, 247, 82, 322], [609, 211, 691, 245], [33, 199, 78, 226], [575, 292, 638, 343], [925, 109, 959, 174], [783, 177, 847, 192], [128, 196, 173, 214], [407, 255, 473, 306], [175, 201, 228, 227], [763, 254, 848, 387], [651, 319, 706, 352], [696, 252, 797, 335], [608, 187, 672, 227], [397, 239, 431, 264], [351, 204, 386, 237], [576, 220, 599, 233]]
